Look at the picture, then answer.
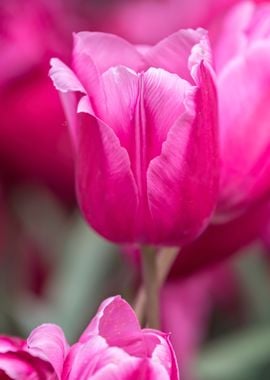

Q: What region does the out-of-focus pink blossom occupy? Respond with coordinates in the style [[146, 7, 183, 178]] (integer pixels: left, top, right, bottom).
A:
[[161, 275, 211, 380], [170, 200, 270, 279], [215, 1, 270, 214], [0, 296, 179, 379], [0, 0, 75, 203], [87, 0, 239, 44], [162, 265, 240, 380], [49, 29, 219, 245]]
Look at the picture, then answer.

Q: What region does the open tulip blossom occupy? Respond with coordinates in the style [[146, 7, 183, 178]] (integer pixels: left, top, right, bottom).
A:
[[49, 28, 219, 246], [0, 296, 179, 379]]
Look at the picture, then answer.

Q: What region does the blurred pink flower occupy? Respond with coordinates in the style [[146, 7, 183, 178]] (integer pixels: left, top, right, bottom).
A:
[[170, 200, 270, 279], [0, 0, 75, 203], [161, 275, 211, 380], [0, 296, 179, 379], [162, 265, 240, 380], [89, 0, 239, 44], [49, 29, 219, 245], [215, 1, 270, 214]]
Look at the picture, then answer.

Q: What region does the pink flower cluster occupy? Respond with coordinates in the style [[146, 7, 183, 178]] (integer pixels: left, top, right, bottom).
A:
[[0, 296, 178, 379]]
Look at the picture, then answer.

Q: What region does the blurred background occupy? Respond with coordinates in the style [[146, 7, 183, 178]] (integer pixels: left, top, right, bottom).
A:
[[1, 1, 270, 379]]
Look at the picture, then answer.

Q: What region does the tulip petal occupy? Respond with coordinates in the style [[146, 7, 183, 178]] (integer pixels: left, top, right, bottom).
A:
[[64, 338, 161, 380], [27, 323, 69, 379], [91, 359, 170, 380], [97, 296, 145, 357], [0, 352, 54, 379], [0, 337, 25, 353], [49, 58, 85, 93], [147, 62, 218, 245], [76, 111, 139, 243], [73, 32, 145, 73], [72, 44, 105, 115], [142, 68, 192, 162], [145, 330, 179, 380], [80, 296, 148, 358], [49, 58, 85, 150], [214, 1, 254, 72], [218, 40, 270, 210], [144, 28, 211, 81], [62, 337, 109, 380], [100, 66, 139, 152]]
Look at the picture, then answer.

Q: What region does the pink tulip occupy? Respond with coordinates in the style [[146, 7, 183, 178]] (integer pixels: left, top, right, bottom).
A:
[[161, 275, 211, 380], [215, 1, 270, 214], [162, 265, 240, 380], [0, 335, 57, 378], [170, 199, 270, 279], [84, 0, 239, 45], [49, 29, 219, 245], [0, 296, 179, 379], [0, 0, 75, 203]]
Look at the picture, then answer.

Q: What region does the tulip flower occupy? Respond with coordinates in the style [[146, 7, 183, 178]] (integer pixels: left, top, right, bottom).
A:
[[83, 0, 239, 45], [215, 1, 270, 214], [0, 0, 75, 203], [162, 264, 240, 379], [49, 28, 219, 245], [169, 199, 270, 278], [0, 296, 179, 379], [0, 335, 56, 378]]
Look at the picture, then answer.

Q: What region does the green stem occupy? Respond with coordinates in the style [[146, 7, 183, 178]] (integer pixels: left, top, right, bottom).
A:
[[135, 247, 179, 326], [142, 246, 159, 329]]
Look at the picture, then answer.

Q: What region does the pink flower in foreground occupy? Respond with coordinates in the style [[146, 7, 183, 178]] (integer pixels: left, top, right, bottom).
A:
[[0, 296, 179, 379], [215, 1, 270, 214], [49, 29, 219, 245], [0, 335, 56, 378]]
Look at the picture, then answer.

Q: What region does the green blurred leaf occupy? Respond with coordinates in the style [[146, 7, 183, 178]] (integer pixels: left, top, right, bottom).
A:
[[195, 325, 270, 380], [234, 243, 270, 324], [12, 214, 123, 342]]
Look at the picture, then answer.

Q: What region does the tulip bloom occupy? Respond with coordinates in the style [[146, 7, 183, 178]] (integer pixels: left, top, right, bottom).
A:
[[0, 0, 75, 202], [95, 0, 239, 44], [50, 29, 219, 245], [0, 335, 56, 378], [215, 1, 270, 214], [0, 296, 179, 379], [169, 199, 270, 278]]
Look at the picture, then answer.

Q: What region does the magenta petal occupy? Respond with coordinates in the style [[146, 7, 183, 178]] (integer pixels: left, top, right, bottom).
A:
[[73, 32, 145, 73], [143, 330, 179, 380], [147, 62, 219, 245], [0, 337, 25, 353], [142, 68, 192, 162], [218, 41, 270, 211], [97, 297, 144, 357], [59, 92, 80, 151], [65, 340, 144, 380], [49, 58, 85, 93], [76, 111, 139, 243], [143, 28, 211, 80], [100, 66, 139, 151], [91, 359, 170, 380], [62, 337, 109, 380], [27, 323, 69, 379], [80, 296, 146, 357], [0, 352, 54, 379]]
